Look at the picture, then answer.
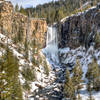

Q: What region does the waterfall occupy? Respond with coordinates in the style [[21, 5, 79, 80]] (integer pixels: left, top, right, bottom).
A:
[[46, 26, 58, 47], [44, 26, 59, 64]]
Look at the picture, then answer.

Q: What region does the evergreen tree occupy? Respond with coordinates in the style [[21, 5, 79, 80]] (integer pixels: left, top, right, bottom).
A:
[[13, 34, 18, 44], [23, 81, 30, 92], [31, 30, 40, 66], [21, 65, 35, 82], [20, 6, 27, 15], [0, 49, 23, 100], [24, 35, 29, 60], [43, 60, 49, 76], [0, 63, 8, 100], [18, 25, 24, 43], [87, 82, 95, 100], [15, 4, 19, 12], [86, 58, 100, 91], [64, 69, 75, 100], [54, 9, 64, 22], [23, 81, 31, 99], [72, 60, 83, 95]]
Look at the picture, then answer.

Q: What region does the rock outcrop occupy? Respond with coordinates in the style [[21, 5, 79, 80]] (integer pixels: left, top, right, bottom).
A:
[[29, 19, 47, 48], [0, 1, 13, 33], [59, 4, 100, 49], [0, 1, 47, 48]]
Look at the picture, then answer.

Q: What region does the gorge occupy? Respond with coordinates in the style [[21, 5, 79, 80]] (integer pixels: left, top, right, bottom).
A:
[[0, 1, 100, 100], [32, 3, 100, 100]]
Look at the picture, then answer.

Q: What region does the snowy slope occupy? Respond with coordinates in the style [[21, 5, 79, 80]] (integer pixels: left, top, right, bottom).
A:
[[0, 33, 56, 99], [59, 46, 100, 100]]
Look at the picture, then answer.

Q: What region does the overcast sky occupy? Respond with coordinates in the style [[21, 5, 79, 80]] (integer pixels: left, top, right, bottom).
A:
[[6, 0, 58, 8]]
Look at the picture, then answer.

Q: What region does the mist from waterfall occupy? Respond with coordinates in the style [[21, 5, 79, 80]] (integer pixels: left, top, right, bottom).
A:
[[44, 26, 59, 64]]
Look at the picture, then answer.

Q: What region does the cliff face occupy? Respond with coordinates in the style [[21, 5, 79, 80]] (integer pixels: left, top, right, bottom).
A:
[[0, 1, 47, 48], [0, 1, 13, 33], [59, 4, 100, 49], [30, 19, 47, 48]]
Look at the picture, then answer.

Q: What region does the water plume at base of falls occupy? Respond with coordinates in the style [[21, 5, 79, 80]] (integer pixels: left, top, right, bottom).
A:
[[43, 26, 59, 64]]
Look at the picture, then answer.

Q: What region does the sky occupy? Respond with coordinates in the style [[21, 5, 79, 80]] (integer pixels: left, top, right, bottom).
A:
[[6, 0, 58, 8]]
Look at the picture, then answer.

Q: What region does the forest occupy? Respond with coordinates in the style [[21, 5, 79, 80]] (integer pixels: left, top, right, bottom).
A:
[[15, 0, 100, 24]]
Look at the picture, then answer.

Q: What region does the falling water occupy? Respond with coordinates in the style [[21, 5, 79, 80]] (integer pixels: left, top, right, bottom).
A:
[[44, 26, 59, 64], [46, 26, 58, 47]]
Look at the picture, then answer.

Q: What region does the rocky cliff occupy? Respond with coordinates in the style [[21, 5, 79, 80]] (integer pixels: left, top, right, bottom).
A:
[[0, 1, 13, 33], [58, 3, 100, 49], [0, 1, 47, 48], [0, 1, 52, 99]]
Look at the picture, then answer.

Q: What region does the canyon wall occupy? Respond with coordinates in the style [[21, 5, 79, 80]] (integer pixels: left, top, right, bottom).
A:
[[0, 1, 47, 48], [58, 4, 100, 49]]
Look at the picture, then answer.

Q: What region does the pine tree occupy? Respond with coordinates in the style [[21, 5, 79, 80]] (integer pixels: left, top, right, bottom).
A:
[[21, 65, 35, 82], [20, 6, 27, 15], [64, 69, 75, 100], [0, 49, 23, 100], [43, 60, 49, 76], [72, 60, 83, 95], [23, 81, 31, 99], [86, 58, 100, 91], [87, 82, 95, 100], [92, 59, 100, 91], [0, 65, 8, 100], [23, 81, 30, 91], [66, 68, 70, 79], [0, 51, 13, 99], [13, 34, 18, 44], [15, 4, 19, 12], [18, 25, 24, 43], [24, 35, 29, 60], [31, 29, 40, 66]]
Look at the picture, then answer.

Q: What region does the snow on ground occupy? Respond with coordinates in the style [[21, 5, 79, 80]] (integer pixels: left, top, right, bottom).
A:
[[80, 84, 100, 100], [59, 47, 70, 54], [0, 33, 57, 99], [59, 46, 100, 100], [59, 46, 100, 79], [1, 32, 100, 99]]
